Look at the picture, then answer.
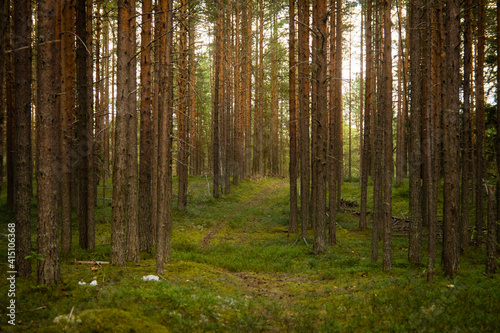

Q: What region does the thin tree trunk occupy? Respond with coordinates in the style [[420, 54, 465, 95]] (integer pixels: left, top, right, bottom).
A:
[[125, 0, 139, 263], [37, 0, 61, 285], [139, 0, 153, 253], [298, 0, 310, 239], [395, 0, 405, 185], [460, 0, 473, 253], [0, 0, 5, 207], [5, 0, 14, 210], [496, 0, 500, 255], [111, 0, 134, 267], [76, 0, 94, 250], [13, 0, 32, 278], [212, 0, 222, 198], [360, 0, 373, 231], [442, 0, 460, 278], [408, 0, 423, 264], [177, 0, 189, 210], [381, 0, 393, 271], [156, 0, 174, 273], [475, 0, 486, 247], [60, 0, 76, 254], [289, 0, 298, 234], [313, 0, 328, 254]]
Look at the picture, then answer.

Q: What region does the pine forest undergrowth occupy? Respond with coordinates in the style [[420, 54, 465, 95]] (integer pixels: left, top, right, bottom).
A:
[[0, 177, 499, 332]]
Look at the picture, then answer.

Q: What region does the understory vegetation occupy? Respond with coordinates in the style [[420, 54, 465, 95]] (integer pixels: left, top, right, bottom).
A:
[[1, 177, 499, 332]]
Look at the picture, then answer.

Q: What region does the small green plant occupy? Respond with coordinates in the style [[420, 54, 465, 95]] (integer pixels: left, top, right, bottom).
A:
[[24, 251, 45, 261]]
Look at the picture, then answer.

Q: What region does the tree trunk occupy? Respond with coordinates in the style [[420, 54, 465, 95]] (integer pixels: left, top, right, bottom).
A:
[[395, 0, 406, 185], [76, 0, 94, 250], [212, 0, 222, 198], [442, 0, 460, 278], [475, 0, 486, 247], [60, 0, 76, 254], [496, 0, 500, 255], [139, 0, 153, 253], [460, 0, 473, 253], [408, 0, 422, 264], [360, 0, 373, 231], [381, 0, 393, 271], [111, 0, 134, 267], [289, 0, 298, 234], [5, 0, 14, 210], [0, 0, 5, 207], [156, 0, 174, 274], [124, 0, 139, 263], [37, 0, 61, 285], [312, 0, 328, 254], [177, 0, 189, 210], [485, 186, 496, 274], [13, 0, 32, 278], [298, 0, 310, 239], [271, 12, 279, 176]]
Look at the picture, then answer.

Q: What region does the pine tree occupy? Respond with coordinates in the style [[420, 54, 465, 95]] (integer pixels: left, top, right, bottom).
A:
[[13, 0, 33, 278], [37, 0, 61, 285]]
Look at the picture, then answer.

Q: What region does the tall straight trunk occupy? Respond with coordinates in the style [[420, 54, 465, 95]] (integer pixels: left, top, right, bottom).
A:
[[423, 0, 433, 263], [460, 0, 473, 253], [233, 1, 241, 185], [245, 0, 252, 178], [348, 27, 352, 182], [372, 0, 384, 262], [102, 18, 110, 223], [152, 1, 160, 246], [94, 1, 102, 187], [76, 0, 94, 250], [395, 0, 405, 185], [271, 12, 279, 176], [328, 0, 340, 244], [126, 0, 139, 263], [333, 0, 343, 208], [256, 0, 264, 175], [360, 0, 373, 231], [310, 1, 318, 232], [298, 0, 310, 239], [13, 0, 32, 278], [37, 0, 61, 285], [359, 2, 364, 185], [5, 0, 14, 210], [212, 0, 222, 198], [177, 0, 189, 210], [223, 2, 231, 195], [139, 0, 153, 253], [442, 0, 460, 278], [475, 0, 486, 247], [112, 0, 134, 266], [60, 0, 76, 254], [496, 0, 500, 254], [289, 0, 298, 234], [156, 0, 174, 273], [188, 10, 198, 177], [313, 0, 328, 254], [428, 0, 444, 281], [408, 0, 423, 264], [0, 0, 5, 206], [381, 0, 393, 271]]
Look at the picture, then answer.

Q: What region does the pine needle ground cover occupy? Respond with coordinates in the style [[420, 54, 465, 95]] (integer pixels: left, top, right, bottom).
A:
[[0, 177, 499, 332]]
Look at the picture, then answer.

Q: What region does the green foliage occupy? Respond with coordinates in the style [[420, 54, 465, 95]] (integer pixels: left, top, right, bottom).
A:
[[0, 177, 499, 332]]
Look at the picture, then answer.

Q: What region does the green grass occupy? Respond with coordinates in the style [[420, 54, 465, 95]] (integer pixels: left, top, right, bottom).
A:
[[0, 176, 499, 332]]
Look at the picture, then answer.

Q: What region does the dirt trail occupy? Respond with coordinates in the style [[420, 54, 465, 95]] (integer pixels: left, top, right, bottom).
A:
[[199, 179, 287, 248]]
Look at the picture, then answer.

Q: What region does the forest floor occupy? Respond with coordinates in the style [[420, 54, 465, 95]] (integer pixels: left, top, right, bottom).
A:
[[0, 177, 499, 332]]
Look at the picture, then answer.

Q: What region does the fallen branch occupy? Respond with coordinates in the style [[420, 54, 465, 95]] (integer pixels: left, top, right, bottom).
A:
[[73, 260, 110, 265]]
